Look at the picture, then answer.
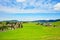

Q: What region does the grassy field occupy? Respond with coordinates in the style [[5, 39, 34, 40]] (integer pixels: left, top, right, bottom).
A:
[[0, 22, 60, 40]]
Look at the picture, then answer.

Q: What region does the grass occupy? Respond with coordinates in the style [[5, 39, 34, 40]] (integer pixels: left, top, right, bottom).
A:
[[0, 22, 60, 40]]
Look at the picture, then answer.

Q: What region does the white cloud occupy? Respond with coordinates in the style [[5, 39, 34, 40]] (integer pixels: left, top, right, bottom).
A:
[[16, 0, 26, 2], [0, 17, 56, 21], [0, 15, 42, 21], [54, 3, 60, 11], [0, 6, 54, 13], [0, 0, 59, 13]]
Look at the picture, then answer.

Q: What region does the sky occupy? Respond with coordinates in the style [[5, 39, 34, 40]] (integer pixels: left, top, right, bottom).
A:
[[0, 0, 60, 21]]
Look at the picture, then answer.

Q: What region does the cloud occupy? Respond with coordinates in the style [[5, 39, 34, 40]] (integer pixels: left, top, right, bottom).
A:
[[0, 6, 43, 13], [0, 0, 59, 13], [16, 0, 26, 2], [0, 5, 57, 13], [54, 3, 60, 11], [0, 16, 57, 21]]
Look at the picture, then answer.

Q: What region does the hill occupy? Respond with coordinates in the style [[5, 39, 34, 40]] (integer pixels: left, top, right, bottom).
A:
[[34, 19, 60, 22]]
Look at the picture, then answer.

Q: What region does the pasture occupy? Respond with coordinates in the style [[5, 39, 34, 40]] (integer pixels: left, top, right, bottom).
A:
[[0, 22, 60, 40]]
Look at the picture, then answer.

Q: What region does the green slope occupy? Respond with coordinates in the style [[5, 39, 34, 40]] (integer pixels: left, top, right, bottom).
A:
[[0, 22, 60, 40]]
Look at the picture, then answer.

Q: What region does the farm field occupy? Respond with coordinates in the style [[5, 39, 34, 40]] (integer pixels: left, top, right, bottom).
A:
[[0, 22, 60, 40]]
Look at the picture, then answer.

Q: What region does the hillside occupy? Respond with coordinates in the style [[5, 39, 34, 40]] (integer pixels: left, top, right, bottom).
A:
[[0, 22, 60, 40]]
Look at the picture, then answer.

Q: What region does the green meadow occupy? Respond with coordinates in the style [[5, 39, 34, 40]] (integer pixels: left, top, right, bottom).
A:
[[0, 22, 60, 40]]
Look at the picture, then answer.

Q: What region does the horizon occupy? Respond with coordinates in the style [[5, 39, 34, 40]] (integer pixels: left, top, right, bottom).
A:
[[0, 13, 60, 21], [0, 18, 60, 22]]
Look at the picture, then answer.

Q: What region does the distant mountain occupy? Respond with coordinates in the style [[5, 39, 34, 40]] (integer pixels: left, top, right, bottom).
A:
[[56, 19, 60, 21], [0, 19, 60, 22], [7, 20, 19, 22], [34, 19, 60, 22], [0, 20, 20, 22]]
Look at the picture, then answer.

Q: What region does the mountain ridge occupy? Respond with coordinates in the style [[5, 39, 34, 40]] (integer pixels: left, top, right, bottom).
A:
[[0, 19, 60, 22]]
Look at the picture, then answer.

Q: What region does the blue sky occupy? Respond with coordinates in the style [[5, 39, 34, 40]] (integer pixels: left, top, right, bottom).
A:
[[0, 0, 60, 21], [0, 13, 60, 21]]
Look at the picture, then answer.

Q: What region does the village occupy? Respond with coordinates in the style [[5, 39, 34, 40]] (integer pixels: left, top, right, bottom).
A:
[[0, 22, 23, 31]]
